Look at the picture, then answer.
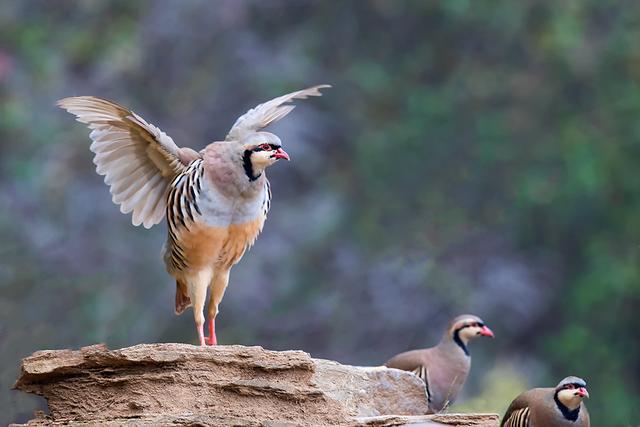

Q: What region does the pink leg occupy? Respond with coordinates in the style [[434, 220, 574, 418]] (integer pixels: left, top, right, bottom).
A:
[[196, 323, 206, 346], [205, 316, 217, 346]]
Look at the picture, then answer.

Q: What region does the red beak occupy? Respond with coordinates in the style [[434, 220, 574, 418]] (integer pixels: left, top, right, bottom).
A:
[[274, 148, 290, 161], [479, 325, 494, 338], [577, 387, 589, 398]]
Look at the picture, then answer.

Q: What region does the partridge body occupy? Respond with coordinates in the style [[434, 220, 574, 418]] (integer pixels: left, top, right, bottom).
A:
[[58, 85, 329, 345], [501, 376, 590, 427], [385, 314, 494, 413]]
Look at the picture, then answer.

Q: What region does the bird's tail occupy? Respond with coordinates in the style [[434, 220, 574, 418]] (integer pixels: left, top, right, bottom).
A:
[[174, 279, 192, 315]]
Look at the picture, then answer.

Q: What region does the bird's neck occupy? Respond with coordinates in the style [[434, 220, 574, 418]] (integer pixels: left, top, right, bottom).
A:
[[242, 150, 263, 181], [449, 330, 470, 357], [554, 392, 581, 421], [440, 332, 470, 357], [203, 147, 265, 197]]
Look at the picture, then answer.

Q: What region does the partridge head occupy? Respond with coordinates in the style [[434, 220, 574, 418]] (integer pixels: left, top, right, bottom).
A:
[[240, 132, 289, 181], [501, 376, 590, 426], [58, 85, 330, 346], [385, 314, 494, 413]]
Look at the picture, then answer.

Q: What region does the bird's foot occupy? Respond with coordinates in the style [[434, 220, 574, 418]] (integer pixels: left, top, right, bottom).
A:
[[205, 317, 217, 346]]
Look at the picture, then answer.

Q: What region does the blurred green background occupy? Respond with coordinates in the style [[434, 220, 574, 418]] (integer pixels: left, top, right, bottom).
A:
[[1, 1, 638, 425]]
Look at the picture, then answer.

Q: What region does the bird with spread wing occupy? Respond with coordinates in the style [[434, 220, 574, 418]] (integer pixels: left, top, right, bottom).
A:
[[58, 85, 330, 345]]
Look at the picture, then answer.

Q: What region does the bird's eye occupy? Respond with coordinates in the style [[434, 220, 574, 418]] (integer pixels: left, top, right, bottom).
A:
[[565, 384, 575, 389], [471, 322, 478, 327], [260, 143, 272, 151]]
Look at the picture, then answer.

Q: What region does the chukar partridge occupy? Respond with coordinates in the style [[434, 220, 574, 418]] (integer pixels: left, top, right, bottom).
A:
[[501, 376, 590, 427], [58, 85, 329, 346], [385, 314, 494, 413]]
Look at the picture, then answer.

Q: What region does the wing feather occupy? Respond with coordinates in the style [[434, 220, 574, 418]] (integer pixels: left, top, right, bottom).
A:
[[58, 96, 195, 228], [112, 168, 157, 204], [93, 145, 146, 164], [110, 167, 157, 197], [225, 85, 330, 141], [120, 173, 164, 215]]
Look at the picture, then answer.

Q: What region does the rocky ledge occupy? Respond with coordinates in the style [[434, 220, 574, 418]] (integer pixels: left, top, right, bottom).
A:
[[13, 343, 498, 426]]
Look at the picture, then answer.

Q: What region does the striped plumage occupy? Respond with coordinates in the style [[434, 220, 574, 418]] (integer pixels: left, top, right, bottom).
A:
[[58, 85, 329, 346], [502, 407, 530, 427], [165, 158, 271, 274], [166, 158, 205, 273], [501, 377, 590, 427], [410, 365, 433, 404], [385, 314, 494, 413]]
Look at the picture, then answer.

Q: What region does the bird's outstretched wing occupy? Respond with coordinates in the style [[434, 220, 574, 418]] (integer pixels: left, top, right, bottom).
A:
[[225, 84, 330, 141], [58, 96, 195, 228]]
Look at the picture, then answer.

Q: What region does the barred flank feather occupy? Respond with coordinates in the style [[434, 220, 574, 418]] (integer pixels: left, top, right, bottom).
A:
[[411, 365, 432, 404], [166, 159, 204, 273], [263, 179, 272, 216], [504, 407, 530, 427]]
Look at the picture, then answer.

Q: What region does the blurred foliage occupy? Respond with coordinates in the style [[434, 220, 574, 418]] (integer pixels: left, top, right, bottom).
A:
[[1, 1, 639, 425], [452, 362, 529, 415]]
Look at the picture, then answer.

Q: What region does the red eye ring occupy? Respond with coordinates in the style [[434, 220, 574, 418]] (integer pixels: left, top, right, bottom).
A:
[[260, 143, 272, 151]]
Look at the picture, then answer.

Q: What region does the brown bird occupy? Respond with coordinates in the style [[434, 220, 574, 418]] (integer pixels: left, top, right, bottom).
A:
[[58, 85, 330, 346], [501, 376, 590, 427], [385, 314, 494, 413]]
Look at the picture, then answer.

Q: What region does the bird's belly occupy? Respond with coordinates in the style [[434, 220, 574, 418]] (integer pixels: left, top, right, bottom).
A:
[[170, 223, 227, 273], [218, 215, 266, 268], [168, 214, 266, 275]]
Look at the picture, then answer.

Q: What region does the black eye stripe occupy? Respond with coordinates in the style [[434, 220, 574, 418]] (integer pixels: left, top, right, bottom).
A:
[[564, 383, 585, 389], [456, 321, 483, 330], [253, 144, 280, 152]]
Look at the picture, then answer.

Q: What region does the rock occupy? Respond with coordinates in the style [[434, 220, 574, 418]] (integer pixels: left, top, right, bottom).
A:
[[12, 343, 498, 426], [356, 414, 500, 426]]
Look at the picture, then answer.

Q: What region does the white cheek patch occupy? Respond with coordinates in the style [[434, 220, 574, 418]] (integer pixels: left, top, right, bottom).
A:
[[459, 326, 482, 341], [557, 389, 582, 410], [251, 151, 276, 171]]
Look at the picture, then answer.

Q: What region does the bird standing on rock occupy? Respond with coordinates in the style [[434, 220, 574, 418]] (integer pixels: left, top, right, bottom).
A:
[[58, 85, 330, 346], [385, 314, 494, 413], [501, 376, 590, 427]]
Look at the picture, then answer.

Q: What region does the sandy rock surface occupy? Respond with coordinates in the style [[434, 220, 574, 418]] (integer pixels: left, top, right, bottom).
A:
[[13, 343, 498, 426]]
